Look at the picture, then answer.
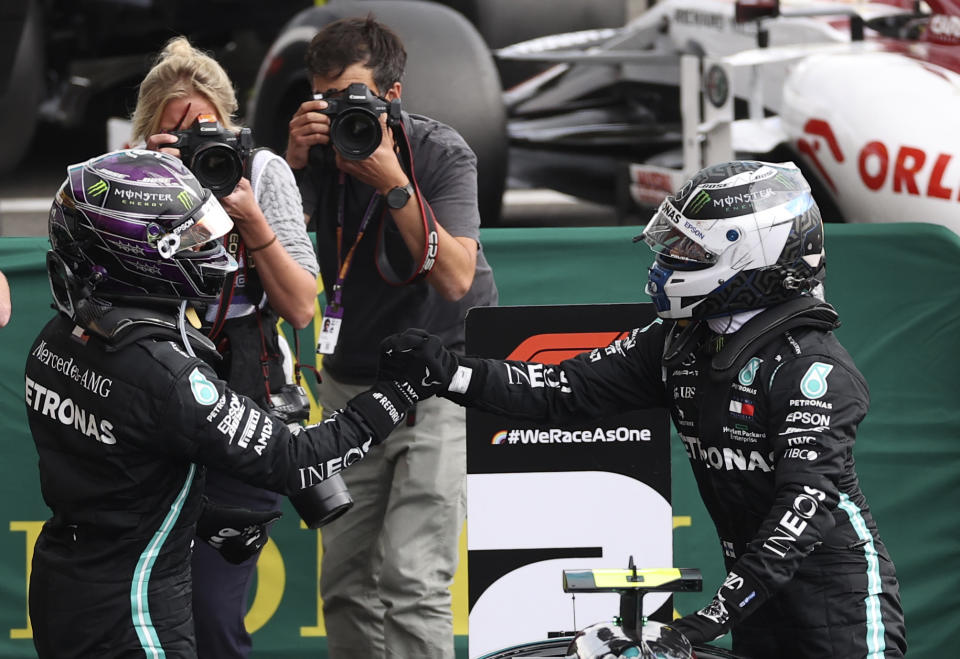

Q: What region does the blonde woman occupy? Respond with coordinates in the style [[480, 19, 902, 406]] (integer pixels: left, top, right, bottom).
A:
[[131, 36, 318, 658]]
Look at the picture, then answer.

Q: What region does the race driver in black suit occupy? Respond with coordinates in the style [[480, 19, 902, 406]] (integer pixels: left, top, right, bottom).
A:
[[379, 160, 907, 658], [24, 149, 445, 658]]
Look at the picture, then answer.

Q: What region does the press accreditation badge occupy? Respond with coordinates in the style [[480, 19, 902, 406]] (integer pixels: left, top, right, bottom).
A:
[[317, 306, 344, 355]]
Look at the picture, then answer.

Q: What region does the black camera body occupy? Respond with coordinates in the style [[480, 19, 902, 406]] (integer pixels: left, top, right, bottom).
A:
[[317, 82, 401, 160], [267, 383, 311, 424], [169, 116, 253, 197], [268, 382, 355, 528]]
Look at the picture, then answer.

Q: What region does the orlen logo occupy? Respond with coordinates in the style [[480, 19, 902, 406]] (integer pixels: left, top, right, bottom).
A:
[[797, 118, 960, 202], [929, 14, 960, 45]]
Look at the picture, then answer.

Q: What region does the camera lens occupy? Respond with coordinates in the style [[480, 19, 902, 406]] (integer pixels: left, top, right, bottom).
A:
[[190, 143, 243, 197], [331, 108, 382, 160], [290, 473, 355, 528]]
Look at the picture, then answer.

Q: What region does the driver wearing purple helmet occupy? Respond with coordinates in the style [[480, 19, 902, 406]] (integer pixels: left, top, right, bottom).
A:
[[24, 149, 449, 658]]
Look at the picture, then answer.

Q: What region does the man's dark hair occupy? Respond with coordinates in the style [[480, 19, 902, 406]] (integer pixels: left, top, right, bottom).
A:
[[306, 14, 407, 94]]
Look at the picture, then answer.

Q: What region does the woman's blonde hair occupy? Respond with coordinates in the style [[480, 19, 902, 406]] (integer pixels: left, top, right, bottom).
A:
[[130, 36, 239, 142]]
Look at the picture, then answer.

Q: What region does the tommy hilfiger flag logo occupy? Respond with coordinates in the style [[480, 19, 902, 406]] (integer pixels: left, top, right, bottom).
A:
[[729, 400, 755, 417]]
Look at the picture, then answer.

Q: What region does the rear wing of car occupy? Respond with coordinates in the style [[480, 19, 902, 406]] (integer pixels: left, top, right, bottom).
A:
[[563, 560, 702, 639]]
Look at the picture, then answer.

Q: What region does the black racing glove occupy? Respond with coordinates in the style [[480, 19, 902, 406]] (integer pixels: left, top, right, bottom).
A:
[[377, 328, 459, 406], [196, 499, 282, 565], [668, 598, 731, 645], [348, 329, 459, 443], [668, 569, 764, 645]]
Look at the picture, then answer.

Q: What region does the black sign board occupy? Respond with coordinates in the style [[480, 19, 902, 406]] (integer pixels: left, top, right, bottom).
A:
[[463, 304, 673, 658]]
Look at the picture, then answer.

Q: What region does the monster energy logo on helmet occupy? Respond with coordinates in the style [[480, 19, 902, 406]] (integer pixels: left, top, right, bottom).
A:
[[112, 188, 176, 206], [177, 191, 194, 210], [87, 180, 108, 197], [774, 172, 799, 189], [687, 190, 711, 214]]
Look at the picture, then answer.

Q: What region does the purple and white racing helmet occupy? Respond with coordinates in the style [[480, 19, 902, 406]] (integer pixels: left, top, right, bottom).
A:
[[48, 148, 236, 312]]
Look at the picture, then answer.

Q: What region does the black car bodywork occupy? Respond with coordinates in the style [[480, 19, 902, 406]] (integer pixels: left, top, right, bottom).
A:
[[0, 0, 311, 174]]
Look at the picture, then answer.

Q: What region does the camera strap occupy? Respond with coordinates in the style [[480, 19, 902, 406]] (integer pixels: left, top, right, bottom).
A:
[[332, 171, 382, 307], [205, 239, 275, 406], [207, 233, 242, 341], [207, 148, 272, 340], [316, 172, 382, 355], [207, 148, 286, 406], [375, 120, 438, 286]]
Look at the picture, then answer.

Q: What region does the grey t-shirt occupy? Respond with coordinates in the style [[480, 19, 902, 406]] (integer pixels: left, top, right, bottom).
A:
[[301, 112, 498, 384]]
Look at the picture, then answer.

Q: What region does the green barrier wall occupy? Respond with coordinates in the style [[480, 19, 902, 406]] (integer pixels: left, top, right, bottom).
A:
[[1, 223, 958, 657]]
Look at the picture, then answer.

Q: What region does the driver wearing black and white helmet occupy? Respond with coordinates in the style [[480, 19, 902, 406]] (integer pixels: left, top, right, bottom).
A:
[[380, 160, 907, 658]]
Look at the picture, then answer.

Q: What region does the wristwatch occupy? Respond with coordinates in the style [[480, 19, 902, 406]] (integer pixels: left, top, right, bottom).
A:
[[386, 182, 415, 209]]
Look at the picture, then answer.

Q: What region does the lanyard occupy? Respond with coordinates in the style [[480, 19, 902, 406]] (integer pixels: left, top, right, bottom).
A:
[[332, 171, 381, 309]]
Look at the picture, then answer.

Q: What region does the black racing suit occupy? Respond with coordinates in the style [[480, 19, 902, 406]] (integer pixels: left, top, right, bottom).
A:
[[24, 310, 404, 658], [446, 301, 906, 658]]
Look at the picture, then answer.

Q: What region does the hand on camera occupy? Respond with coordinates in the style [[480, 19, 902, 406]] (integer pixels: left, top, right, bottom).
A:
[[218, 177, 259, 223], [333, 113, 400, 190], [196, 498, 282, 565], [378, 328, 458, 407], [145, 132, 182, 159], [286, 98, 331, 170]]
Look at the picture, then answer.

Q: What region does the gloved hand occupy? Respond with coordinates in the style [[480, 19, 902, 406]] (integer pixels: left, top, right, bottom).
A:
[[668, 569, 763, 645], [668, 597, 732, 645], [196, 499, 282, 565], [348, 329, 460, 443], [377, 328, 459, 407]]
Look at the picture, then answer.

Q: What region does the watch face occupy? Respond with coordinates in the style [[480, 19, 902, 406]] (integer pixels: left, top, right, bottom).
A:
[[387, 184, 411, 209]]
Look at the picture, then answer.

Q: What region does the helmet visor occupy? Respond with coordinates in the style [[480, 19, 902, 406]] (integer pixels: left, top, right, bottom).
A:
[[640, 199, 717, 266], [157, 192, 234, 258]]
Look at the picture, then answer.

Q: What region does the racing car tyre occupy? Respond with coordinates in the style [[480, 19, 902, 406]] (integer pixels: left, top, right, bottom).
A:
[[249, 0, 507, 225], [0, 0, 44, 176], [445, 0, 626, 89]]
